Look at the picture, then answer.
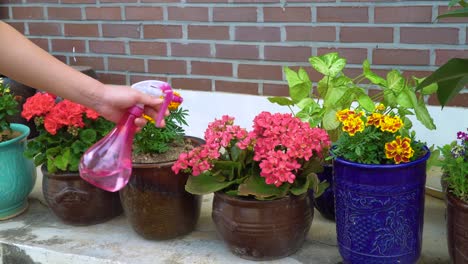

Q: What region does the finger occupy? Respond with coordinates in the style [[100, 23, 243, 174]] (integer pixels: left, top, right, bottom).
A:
[[134, 117, 148, 128]]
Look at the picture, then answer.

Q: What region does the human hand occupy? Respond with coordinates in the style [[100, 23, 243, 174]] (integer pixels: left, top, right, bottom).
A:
[[93, 84, 169, 128]]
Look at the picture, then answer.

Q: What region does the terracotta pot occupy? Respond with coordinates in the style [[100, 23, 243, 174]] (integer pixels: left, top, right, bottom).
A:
[[212, 192, 313, 261], [119, 136, 203, 240], [42, 165, 123, 225], [446, 191, 468, 264]]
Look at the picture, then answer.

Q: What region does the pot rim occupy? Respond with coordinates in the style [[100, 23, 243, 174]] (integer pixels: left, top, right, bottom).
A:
[[214, 191, 305, 204], [447, 191, 468, 212], [0, 123, 30, 147]]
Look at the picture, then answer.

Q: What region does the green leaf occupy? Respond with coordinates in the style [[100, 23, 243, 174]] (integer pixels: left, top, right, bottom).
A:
[[396, 89, 417, 108], [185, 172, 236, 195], [267, 96, 294, 106], [284, 67, 312, 104], [449, 0, 461, 7], [363, 60, 386, 86], [386, 70, 405, 94], [309, 52, 346, 77], [54, 147, 71, 171], [290, 174, 310, 196], [414, 98, 436, 130], [322, 108, 340, 130], [416, 58, 468, 107], [324, 85, 347, 108], [357, 93, 375, 112], [296, 97, 317, 110], [79, 129, 97, 144], [437, 7, 468, 19], [237, 173, 289, 200]]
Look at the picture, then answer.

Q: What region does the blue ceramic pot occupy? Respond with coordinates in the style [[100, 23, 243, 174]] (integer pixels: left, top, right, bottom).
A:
[[334, 148, 430, 264], [309, 164, 335, 221], [0, 124, 36, 220]]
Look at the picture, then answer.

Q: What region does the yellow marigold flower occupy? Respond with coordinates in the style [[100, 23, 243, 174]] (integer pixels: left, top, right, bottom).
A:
[[376, 104, 385, 111], [142, 114, 155, 124], [336, 109, 363, 122], [168, 101, 181, 111], [380, 115, 403, 133], [385, 136, 414, 164], [342, 116, 364, 136], [160, 91, 182, 111], [366, 113, 383, 128]]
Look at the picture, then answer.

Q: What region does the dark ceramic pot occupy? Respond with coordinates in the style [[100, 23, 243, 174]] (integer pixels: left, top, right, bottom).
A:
[[446, 191, 468, 264], [334, 147, 430, 264], [212, 192, 313, 261], [309, 164, 335, 221], [42, 165, 123, 226], [1, 76, 38, 139], [119, 137, 203, 240]]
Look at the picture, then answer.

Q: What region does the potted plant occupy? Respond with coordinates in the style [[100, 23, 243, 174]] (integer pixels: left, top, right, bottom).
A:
[[119, 90, 203, 240], [439, 129, 468, 264], [0, 77, 36, 220], [330, 63, 437, 263], [21, 92, 120, 226], [172, 111, 331, 260]]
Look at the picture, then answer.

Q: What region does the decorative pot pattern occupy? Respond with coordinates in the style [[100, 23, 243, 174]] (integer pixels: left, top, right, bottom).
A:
[[119, 137, 203, 240], [0, 124, 36, 220], [446, 192, 468, 264], [309, 164, 335, 221], [42, 166, 122, 226], [334, 148, 430, 264], [212, 192, 312, 261]]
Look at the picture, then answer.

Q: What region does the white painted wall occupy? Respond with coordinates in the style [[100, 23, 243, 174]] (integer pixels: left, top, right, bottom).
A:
[[179, 90, 468, 148]]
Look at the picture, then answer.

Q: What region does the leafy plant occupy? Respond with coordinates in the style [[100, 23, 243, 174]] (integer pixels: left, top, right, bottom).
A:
[[172, 112, 331, 200], [416, 0, 468, 106], [22, 92, 113, 173], [0, 77, 20, 142], [440, 129, 468, 202], [133, 91, 188, 155]]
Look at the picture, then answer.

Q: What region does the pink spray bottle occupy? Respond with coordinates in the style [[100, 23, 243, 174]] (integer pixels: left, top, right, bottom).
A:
[[79, 80, 174, 192]]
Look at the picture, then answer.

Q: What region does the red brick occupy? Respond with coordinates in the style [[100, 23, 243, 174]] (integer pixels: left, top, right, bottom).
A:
[[98, 73, 126, 85], [130, 75, 168, 84], [213, 7, 257, 22], [401, 70, 432, 79], [148, 60, 187, 75], [12, 7, 44, 19], [263, 83, 289, 97], [86, 7, 121, 20], [373, 49, 430, 66], [437, 6, 468, 23], [232, 0, 277, 2], [129, 41, 167, 56], [342, 67, 366, 80], [48, 7, 82, 20], [340, 27, 393, 43], [102, 24, 140, 38], [64, 23, 99, 37], [435, 49, 468, 65], [101, 0, 137, 2], [140, 0, 179, 2], [317, 7, 368, 23], [171, 78, 212, 91], [238, 64, 283, 80], [168, 7, 209, 22], [61, 0, 95, 3], [264, 46, 311, 62], [125, 7, 163, 20], [191, 61, 232, 77], [428, 92, 468, 107], [375, 6, 432, 23], [108, 57, 145, 72], [216, 44, 259, 60], [3, 0, 22, 3], [55, 55, 67, 64], [188, 25, 229, 40], [27, 0, 58, 2], [28, 22, 61, 36], [215, 80, 258, 95], [317, 48, 368, 64], [400, 27, 459, 45], [285, 26, 335, 42], [89, 40, 126, 54], [29, 38, 49, 51], [187, 0, 227, 2], [235, 26, 281, 42], [8, 22, 25, 33], [171, 43, 211, 58], [51, 39, 85, 53], [263, 7, 311, 22], [144, 25, 182, 39], [70, 56, 105, 71]]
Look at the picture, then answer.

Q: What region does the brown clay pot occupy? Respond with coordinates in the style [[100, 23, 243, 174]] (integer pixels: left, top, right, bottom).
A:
[[42, 166, 123, 226], [212, 192, 313, 261], [446, 191, 468, 264], [119, 137, 203, 240]]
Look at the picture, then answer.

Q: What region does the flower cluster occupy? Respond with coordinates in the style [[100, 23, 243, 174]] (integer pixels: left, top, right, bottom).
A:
[[22, 92, 113, 173], [440, 129, 468, 202], [333, 104, 423, 165], [0, 77, 20, 141], [173, 112, 331, 200]]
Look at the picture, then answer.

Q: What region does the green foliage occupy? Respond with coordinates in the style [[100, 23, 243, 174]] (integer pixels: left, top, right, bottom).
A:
[[133, 107, 188, 154], [0, 78, 19, 141]]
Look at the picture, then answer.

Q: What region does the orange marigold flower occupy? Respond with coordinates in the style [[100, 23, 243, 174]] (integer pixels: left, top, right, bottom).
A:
[[342, 116, 364, 136], [380, 115, 403, 133], [142, 114, 155, 124], [160, 91, 182, 111], [366, 113, 383, 128], [385, 136, 414, 164], [336, 109, 354, 122]]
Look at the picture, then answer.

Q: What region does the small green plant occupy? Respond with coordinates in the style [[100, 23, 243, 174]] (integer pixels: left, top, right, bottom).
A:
[[440, 130, 468, 202], [0, 77, 20, 142]]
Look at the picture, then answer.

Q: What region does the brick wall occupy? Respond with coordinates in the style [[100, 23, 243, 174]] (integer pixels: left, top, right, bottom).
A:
[[1, 0, 467, 107]]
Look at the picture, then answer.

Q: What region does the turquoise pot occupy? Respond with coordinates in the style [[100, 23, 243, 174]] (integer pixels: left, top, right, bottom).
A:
[[0, 124, 36, 220]]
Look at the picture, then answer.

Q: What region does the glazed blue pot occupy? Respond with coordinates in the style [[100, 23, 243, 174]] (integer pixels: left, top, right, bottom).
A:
[[309, 164, 335, 221], [334, 148, 430, 264], [0, 124, 36, 220]]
